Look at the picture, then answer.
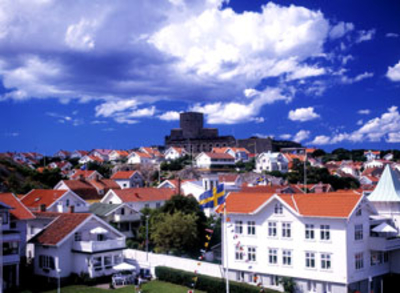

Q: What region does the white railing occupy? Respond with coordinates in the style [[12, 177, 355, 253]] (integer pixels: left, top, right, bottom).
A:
[[369, 236, 400, 251], [73, 238, 125, 253], [113, 214, 140, 222]]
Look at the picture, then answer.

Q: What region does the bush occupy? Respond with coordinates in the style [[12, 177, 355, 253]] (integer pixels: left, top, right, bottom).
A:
[[155, 266, 280, 293]]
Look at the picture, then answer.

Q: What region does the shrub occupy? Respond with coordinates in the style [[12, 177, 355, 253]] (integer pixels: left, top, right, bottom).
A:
[[155, 266, 280, 293]]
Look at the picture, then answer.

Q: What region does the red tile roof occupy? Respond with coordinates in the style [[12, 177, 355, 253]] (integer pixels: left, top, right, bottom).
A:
[[60, 180, 100, 200], [21, 190, 67, 210], [223, 191, 362, 218], [111, 171, 137, 180], [70, 170, 98, 180], [112, 188, 175, 203], [30, 212, 91, 245], [88, 179, 120, 191], [0, 193, 35, 220], [201, 152, 235, 159], [218, 174, 240, 183], [133, 152, 152, 159]]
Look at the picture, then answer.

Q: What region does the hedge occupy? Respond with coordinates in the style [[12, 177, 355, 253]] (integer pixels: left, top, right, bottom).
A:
[[155, 266, 280, 293]]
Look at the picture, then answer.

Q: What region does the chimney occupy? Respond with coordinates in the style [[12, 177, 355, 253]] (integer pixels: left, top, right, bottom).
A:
[[39, 204, 46, 212], [69, 206, 75, 213]]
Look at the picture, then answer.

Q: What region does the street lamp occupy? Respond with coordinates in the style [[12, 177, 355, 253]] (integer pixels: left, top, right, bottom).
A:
[[57, 268, 61, 293]]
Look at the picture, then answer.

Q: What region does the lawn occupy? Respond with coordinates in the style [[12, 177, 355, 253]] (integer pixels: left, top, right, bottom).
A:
[[31, 281, 206, 293]]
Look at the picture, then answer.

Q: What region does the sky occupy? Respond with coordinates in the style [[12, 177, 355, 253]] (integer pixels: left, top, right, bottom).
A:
[[0, 0, 399, 154]]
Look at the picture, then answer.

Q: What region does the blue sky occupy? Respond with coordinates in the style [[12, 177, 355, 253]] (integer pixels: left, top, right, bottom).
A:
[[0, 0, 399, 154]]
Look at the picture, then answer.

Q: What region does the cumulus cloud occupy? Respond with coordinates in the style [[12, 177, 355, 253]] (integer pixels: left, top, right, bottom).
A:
[[310, 106, 400, 144], [191, 87, 291, 124], [288, 107, 320, 122], [387, 60, 400, 82], [46, 112, 83, 126], [279, 134, 292, 140], [358, 109, 371, 115], [158, 111, 180, 121], [0, 0, 369, 125], [293, 130, 310, 143], [386, 33, 399, 38]]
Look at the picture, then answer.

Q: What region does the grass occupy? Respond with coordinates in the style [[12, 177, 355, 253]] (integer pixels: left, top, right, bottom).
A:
[[27, 281, 206, 293]]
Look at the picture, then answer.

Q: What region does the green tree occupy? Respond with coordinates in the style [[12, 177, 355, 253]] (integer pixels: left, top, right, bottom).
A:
[[151, 211, 198, 255], [280, 276, 296, 293]]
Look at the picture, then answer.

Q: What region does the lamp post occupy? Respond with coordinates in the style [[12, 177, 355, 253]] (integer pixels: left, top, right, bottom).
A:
[[57, 268, 61, 293], [145, 215, 149, 262]]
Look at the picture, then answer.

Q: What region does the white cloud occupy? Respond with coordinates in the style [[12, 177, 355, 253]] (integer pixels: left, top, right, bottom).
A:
[[356, 29, 376, 43], [158, 111, 180, 121], [387, 132, 400, 143], [356, 119, 363, 126], [387, 60, 400, 82], [150, 2, 329, 83], [279, 134, 292, 140], [95, 99, 140, 118], [341, 72, 374, 84], [4, 132, 19, 137], [65, 19, 97, 51], [293, 130, 310, 143], [310, 106, 400, 144], [286, 66, 325, 81], [191, 87, 291, 124], [329, 21, 354, 39], [386, 33, 399, 38], [46, 112, 83, 126], [288, 107, 320, 122], [358, 109, 370, 115]]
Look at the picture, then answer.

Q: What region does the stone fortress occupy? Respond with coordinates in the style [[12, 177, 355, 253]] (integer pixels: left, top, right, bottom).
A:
[[165, 112, 301, 154]]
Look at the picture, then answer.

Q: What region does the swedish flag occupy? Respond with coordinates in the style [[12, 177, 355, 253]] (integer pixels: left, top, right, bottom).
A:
[[199, 184, 225, 209]]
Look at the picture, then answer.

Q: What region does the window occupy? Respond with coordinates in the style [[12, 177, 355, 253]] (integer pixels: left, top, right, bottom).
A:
[[282, 250, 292, 266], [355, 224, 363, 240], [268, 222, 277, 237], [3, 242, 19, 255], [305, 224, 315, 240], [92, 257, 102, 270], [236, 271, 245, 282], [39, 255, 55, 270], [355, 252, 364, 270], [269, 248, 278, 264], [247, 221, 256, 235], [282, 222, 291, 238], [1, 212, 8, 224], [370, 251, 383, 266], [321, 253, 331, 270], [144, 203, 150, 209], [271, 275, 280, 286], [305, 252, 315, 268], [248, 247, 256, 262], [235, 246, 244, 261], [384, 252, 389, 263], [74, 232, 82, 241], [156, 203, 161, 208], [307, 280, 317, 292], [235, 221, 243, 234], [320, 225, 330, 240], [120, 208, 125, 215], [323, 283, 332, 293], [114, 255, 123, 265], [104, 256, 112, 269], [356, 207, 362, 216], [274, 203, 283, 214], [66, 199, 70, 207]]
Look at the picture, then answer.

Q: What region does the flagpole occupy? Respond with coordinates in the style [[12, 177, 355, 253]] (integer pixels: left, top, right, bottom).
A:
[[224, 202, 230, 293]]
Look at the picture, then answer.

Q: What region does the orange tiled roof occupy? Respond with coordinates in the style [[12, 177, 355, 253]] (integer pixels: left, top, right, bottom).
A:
[[21, 190, 67, 210], [112, 188, 175, 203], [219, 174, 240, 183], [88, 179, 120, 191], [111, 171, 137, 180], [223, 191, 362, 218], [0, 193, 35, 220], [30, 212, 91, 245], [202, 152, 235, 159], [60, 180, 100, 200], [70, 170, 97, 179]]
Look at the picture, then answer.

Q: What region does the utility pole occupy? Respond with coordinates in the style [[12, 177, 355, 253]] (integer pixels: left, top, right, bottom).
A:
[[146, 215, 149, 262]]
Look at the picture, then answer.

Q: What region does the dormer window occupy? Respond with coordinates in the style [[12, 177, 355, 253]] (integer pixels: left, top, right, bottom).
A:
[[274, 203, 283, 214], [356, 207, 362, 216]]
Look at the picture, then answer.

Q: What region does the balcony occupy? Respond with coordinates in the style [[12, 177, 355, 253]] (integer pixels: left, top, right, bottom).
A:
[[369, 236, 400, 251], [113, 214, 140, 223], [72, 238, 125, 253], [2, 254, 20, 265]]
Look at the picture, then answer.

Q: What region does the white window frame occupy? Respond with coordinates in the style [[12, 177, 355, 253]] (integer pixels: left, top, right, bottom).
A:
[[282, 222, 291, 238], [282, 250, 292, 266], [235, 246, 244, 261], [355, 224, 363, 241], [274, 202, 283, 214], [355, 252, 364, 270], [320, 225, 330, 241], [247, 247, 256, 262], [305, 252, 316, 268], [321, 253, 331, 270], [235, 220, 243, 234], [268, 222, 277, 237], [247, 221, 256, 235], [269, 248, 278, 264], [305, 224, 315, 240]]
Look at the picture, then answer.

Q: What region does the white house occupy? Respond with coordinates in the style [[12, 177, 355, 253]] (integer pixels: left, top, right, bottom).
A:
[[28, 212, 126, 280], [212, 147, 251, 163], [255, 152, 289, 173], [100, 188, 175, 211], [0, 193, 35, 290], [111, 171, 144, 189], [195, 152, 235, 169], [53, 150, 71, 160], [109, 150, 130, 162], [364, 150, 380, 161], [70, 150, 89, 159], [89, 203, 141, 238], [164, 147, 188, 161], [221, 190, 392, 293], [79, 155, 104, 165], [70, 170, 104, 181], [363, 160, 385, 170], [139, 147, 164, 163], [89, 149, 112, 161], [21, 189, 89, 213], [127, 152, 153, 165]]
